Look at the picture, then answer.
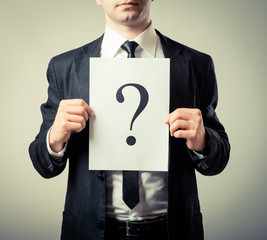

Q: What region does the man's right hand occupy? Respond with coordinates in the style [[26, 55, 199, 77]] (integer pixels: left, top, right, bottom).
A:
[[49, 99, 94, 153]]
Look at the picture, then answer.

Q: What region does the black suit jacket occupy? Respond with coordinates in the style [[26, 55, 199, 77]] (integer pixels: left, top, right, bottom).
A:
[[29, 31, 230, 240]]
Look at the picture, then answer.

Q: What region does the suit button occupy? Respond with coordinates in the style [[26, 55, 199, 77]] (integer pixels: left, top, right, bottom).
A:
[[48, 164, 53, 171], [97, 171, 104, 181], [199, 161, 208, 171], [97, 171, 105, 181], [96, 220, 104, 230]]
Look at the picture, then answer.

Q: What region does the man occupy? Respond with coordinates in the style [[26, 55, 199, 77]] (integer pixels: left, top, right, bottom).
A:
[[29, 0, 230, 239]]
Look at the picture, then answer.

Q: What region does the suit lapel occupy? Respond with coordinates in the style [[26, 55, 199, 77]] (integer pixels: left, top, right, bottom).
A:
[[72, 35, 103, 103], [157, 31, 196, 111]]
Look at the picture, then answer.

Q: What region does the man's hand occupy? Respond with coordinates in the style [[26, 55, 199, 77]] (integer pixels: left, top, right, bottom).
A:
[[164, 108, 206, 151], [49, 99, 94, 153]]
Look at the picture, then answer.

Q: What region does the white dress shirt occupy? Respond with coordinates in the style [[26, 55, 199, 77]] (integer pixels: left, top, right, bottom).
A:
[[102, 24, 167, 221], [47, 23, 168, 221]]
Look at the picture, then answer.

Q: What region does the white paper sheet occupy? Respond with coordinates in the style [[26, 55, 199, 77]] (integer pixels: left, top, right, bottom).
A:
[[89, 58, 170, 171]]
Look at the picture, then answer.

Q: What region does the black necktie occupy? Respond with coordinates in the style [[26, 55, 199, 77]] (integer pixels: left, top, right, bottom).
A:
[[121, 40, 138, 58], [121, 40, 140, 210]]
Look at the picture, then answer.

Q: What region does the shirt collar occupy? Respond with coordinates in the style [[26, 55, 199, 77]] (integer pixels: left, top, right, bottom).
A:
[[101, 23, 158, 58], [134, 24, 158, 57]]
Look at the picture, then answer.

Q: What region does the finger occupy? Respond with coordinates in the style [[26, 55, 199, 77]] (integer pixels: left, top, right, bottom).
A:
[[164, 114, 171, 124], [63, 99, 87, 106], [62, 99, 95, 118], [168, 110, 193, 125], [84, 104, 95, 118], [65, 114, 86, 129], [70, 100, 95, 118], [167, 108, 202, 125], [169, 119, 190, 136], [64, 121, 85, 133], [67, 99, 93, 117], [65, 106, 89, 121], [173, 129, 194, 139]]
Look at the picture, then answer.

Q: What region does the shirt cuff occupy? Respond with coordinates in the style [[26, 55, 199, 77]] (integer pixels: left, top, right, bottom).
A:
[[192, 150, 205, 159], [188, 149, 207, 161], [46, 128, 67, 159]]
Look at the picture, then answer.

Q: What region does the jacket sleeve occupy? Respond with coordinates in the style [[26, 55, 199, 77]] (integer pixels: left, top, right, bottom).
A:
[[191, 56, 230, 176], [29, 58, 68, 178]]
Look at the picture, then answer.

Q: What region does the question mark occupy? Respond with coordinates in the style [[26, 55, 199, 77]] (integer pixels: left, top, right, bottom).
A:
[[116, 83, 149, 146]]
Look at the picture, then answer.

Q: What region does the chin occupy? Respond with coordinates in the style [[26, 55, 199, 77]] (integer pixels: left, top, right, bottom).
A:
[[119, 12, 142, 24]]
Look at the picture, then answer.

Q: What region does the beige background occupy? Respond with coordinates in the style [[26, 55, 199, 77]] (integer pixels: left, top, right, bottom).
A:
[[1, 0, 266, 239]]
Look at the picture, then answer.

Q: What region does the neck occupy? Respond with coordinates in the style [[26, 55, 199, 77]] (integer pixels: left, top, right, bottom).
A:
[[106, 20, 152, 40]]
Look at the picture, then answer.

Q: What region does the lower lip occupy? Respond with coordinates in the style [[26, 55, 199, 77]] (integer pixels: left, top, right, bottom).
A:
[[120, 3, 138, 7]]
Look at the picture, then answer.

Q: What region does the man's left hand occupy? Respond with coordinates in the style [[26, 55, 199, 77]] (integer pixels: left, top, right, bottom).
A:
[[164, 108, 206, 151]]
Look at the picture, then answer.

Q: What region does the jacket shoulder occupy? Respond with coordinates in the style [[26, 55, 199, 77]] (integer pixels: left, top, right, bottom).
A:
[[157, 30, 212, 63], [50, 35, 103, 67]]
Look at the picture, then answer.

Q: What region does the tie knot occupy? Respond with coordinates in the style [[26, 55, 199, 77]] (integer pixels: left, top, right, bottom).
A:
[[121, 41, 139, 58]]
